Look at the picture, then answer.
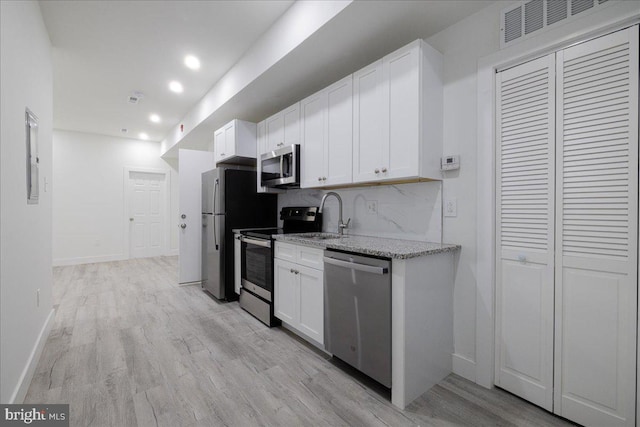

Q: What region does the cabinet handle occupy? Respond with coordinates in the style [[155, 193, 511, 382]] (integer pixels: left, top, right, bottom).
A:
[[220, 153, 225, 157], [277, 142, 284, 147], [318, 177, 322, 182], [290, 268, 294, 273], [322, 177, 327, 181], [374, 169, 380, 174], [381, 167, 387, 173]]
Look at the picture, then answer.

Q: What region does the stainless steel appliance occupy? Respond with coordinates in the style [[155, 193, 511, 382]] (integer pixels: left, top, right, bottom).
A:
[[260, 144, 300, 188], [239, 206, 321, 326], [201, 167, 277, 300], [323, 250, 392, 387]]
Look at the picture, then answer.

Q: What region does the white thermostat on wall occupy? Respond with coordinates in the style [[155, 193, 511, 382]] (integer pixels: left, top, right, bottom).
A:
[[441, 155, 460, 171]]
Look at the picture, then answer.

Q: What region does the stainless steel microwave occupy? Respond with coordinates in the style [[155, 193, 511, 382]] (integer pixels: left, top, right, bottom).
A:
[[261, 144, 300, 188]]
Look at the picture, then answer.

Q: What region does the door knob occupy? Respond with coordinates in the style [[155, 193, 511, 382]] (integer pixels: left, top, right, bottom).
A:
[[181, 214, 186, 219], [374, 169, 380, 174], [129, 217, 134, 221], [180, 223, 187, 229], [381, 167, 387, 173]]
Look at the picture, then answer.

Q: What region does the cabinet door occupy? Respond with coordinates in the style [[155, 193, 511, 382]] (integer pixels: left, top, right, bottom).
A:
[[325, 75, 353, 186], [495, 54, 556, 411], [214, 129, 225, 163], [301, 90, 326, 188], [266, 113, 284, 152], [274, 258, 297, 324], [554, 27, 638, 427], [283, 103, 300, 146], [297, 264, 324, 345], [223, 121, 236, 158], [384, 42, 419, 180], [353, 59, 385, 183]]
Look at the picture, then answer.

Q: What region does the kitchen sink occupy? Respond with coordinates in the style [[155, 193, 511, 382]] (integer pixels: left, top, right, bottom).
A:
[[301, 233, 348, 240]]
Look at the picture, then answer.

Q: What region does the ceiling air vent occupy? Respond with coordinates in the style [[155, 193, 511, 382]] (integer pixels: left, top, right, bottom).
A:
[[571, 0, 594, 15], [501, 0, 613, 48]]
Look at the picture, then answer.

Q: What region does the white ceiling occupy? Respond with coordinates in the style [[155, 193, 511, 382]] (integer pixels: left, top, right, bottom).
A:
[[40, 0, 495, 148], [40, 0, 294, 141]]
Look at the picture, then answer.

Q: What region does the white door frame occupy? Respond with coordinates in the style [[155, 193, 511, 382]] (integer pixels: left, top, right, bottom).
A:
[[474, 5, 640, 390], [123, 167, 171, 259]]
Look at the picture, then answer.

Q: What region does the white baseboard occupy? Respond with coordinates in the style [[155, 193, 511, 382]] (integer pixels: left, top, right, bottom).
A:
[[53, 253, 126, 266], [10, 308, 55, 403], [452, 353, 477, 383]]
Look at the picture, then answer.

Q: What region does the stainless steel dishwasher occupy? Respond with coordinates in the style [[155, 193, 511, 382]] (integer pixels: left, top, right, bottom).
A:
[[323, 250, 391, 387]]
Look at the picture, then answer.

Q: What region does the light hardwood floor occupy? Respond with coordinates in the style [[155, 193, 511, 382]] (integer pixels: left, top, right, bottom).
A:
[[25, 257, 576, 427]]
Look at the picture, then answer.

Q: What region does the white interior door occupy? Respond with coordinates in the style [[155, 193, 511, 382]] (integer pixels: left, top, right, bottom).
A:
[[128, 171, 166, 259], [178, 149, 214, 284], [554, 27, 638, 427], [495, 53, 556, 411]]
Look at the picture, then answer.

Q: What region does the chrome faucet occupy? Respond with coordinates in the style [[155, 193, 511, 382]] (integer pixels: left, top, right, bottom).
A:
[[318, 192, 351, 235]]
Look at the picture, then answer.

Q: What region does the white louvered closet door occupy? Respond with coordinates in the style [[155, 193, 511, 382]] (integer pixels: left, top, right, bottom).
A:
[[554, 26, 638, 427], [495, 53, 556, 411]]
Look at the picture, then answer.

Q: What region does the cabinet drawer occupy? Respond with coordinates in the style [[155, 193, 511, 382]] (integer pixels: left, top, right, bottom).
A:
[[296, 245, 324, 270], [274, 242, 296, 261]]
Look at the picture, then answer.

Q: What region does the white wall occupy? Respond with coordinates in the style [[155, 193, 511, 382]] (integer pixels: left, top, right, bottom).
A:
[[425, 0, 640, 386], [279, 182, 442, 242], [424, 1, 502, 383], [52, 130, 179, 265], [0, 0, 54, 403]]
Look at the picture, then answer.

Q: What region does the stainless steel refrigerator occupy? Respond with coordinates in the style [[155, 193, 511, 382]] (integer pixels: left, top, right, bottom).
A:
[[201, 167, 277, 300]]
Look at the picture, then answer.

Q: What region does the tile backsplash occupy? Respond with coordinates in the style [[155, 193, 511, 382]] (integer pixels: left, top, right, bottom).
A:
[[278, 181, 442, 243]]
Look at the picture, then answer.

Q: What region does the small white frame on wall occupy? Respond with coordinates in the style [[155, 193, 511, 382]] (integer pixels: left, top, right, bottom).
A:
[[25, 108, 39, 204]]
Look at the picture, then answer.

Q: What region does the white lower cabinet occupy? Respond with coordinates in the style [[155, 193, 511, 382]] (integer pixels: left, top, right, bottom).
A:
[[274, 242, 324, 345]]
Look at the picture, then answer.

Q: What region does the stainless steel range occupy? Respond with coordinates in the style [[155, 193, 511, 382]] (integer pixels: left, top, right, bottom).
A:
[[238, 207, 322, 326]]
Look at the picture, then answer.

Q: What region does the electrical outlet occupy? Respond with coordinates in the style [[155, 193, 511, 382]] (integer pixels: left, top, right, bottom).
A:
[[366, 200, 378, 215], [444, 198, 457, 217]]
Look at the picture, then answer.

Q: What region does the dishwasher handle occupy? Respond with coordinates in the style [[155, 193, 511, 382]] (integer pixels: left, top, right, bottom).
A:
[[323, 256, 389, 275]]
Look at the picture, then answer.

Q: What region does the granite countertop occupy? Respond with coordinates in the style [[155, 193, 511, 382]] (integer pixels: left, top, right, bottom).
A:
[[273, 233, 460, 259]]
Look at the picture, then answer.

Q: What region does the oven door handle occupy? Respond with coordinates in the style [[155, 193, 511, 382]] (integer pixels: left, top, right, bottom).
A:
[[241, 236, 272, 248]]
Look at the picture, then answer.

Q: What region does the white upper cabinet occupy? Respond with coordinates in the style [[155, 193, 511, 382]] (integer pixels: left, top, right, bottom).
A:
[[353, 40, 443, 183], [301, 75, 353, 188], [353, 59, 385, 183], [264, 102, 300, 153], [213, 119, 257, 164]]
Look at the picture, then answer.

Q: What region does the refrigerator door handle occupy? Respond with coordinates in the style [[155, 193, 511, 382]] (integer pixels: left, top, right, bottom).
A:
[[213, 178, 220, 250]]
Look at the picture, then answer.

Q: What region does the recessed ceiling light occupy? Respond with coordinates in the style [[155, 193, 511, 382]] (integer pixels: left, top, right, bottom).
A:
[[139, 133, 149, 140], [169, 81, 183, 93], [184, 55, 200, 70], [149, 114, 161, 123]]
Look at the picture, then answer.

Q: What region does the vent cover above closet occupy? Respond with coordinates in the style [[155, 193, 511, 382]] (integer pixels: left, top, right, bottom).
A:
[[500, 0, 611, 48]]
